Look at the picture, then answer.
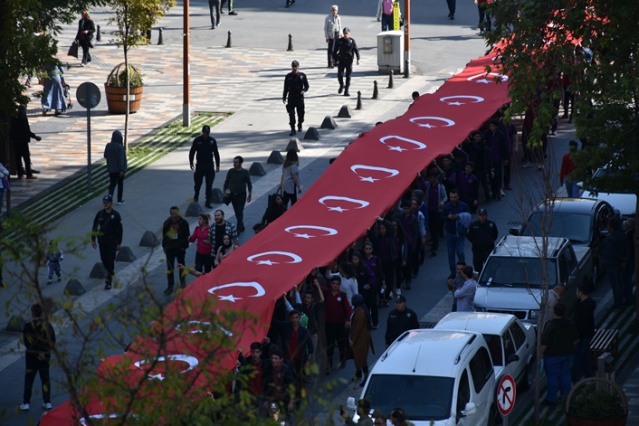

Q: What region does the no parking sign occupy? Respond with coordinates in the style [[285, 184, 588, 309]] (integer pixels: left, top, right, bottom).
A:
[[497, 374, 517, 419]]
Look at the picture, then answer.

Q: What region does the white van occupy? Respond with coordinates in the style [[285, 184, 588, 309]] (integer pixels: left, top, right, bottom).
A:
[[347, 329, 496, 425]]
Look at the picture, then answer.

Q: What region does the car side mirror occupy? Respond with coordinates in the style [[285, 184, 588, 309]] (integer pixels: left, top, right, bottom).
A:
[[346, 397, 357, 410], [509, 227, 520, 236], [461, 402, 477, 417], [576, 181, 583, 189], [506, 353, 520, 364]]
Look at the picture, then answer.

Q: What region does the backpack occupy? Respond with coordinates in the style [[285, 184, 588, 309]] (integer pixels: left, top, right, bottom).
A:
[[383, 0, 394, 15]]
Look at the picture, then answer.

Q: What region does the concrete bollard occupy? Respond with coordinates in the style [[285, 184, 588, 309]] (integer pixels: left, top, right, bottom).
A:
[[337, 105, 352, 118], [267, 150, 284, 164], [287, 34, 294, 51], [64, 279, 86, 296], [90, 262, 108, 279], [286, 139, 304, 152], [303, 127, 320, 141], [158, 28, 164, 45], [388, 70, 394, 89], [211, 188, 224, 204], [116, 246, 136, 262], [320, 116, 337, 129], [186, 201, 203, 217], [96, 25, 102, 42], [356, 91, 362, 110], [372, 80, 379, 99], [226, 31, 232, 48], [6, 315, 26, 332], [139, 231, 160, 248], [249, 162, 266, 177]]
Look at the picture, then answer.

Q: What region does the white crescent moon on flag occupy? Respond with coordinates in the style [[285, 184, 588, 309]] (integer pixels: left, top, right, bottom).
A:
[[134, 354, 199, 373], [439, 95, 485, 105], [284, 225, 338, 239], [80, 414, 125, 425], [379, 135, 427, 152], [207, 281, 267, 300], [318, 195, 370, 212], [246, 251, 303, 265], [409, 116, 456, 128], [350, 164, 400, 182]]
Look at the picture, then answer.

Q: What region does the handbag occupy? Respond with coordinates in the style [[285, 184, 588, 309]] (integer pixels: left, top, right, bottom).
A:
[[222, 194, 232, 206], [68, 41, 79, 58]]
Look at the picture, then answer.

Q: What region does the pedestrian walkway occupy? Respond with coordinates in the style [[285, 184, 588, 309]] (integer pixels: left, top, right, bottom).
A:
[[1, 5, 447, 420]]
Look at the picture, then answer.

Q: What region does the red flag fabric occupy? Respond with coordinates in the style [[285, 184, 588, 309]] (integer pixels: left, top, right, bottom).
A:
[[39, 50, 510, 424]]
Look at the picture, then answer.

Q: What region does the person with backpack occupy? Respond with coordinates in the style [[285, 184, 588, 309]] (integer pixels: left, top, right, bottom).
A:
[[377, 0, 395, 31]]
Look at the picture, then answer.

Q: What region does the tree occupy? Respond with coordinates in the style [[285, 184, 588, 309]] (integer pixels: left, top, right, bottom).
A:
[[0, 0, 107, 166], [108, 0, 176, 150], [485, 0, 639, 422]]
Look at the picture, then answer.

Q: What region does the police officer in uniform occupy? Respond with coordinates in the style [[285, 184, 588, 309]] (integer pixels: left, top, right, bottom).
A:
[[466, 208, 499, 274], [91, 195, 123, 290], [189, 125, 220, 208], [385, 295, 419, 348], [283, 60, 310, 136], [332, 27, 360, 96]]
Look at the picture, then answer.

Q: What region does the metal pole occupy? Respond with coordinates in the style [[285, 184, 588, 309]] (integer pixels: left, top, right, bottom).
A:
[[87, 106, 92, 192], [404, 0, 411, 78], [183, 0, 191, 127]]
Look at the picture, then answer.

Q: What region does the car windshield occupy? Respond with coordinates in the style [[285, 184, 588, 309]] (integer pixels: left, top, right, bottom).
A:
[[526, 212, 592, 244], [363, 374, 454, 421], [587, 168, 634, 194], [479, 258, 557, 287]]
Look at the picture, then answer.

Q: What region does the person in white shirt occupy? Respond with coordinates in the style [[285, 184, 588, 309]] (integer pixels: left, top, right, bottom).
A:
[[324, 5, 343, 68]]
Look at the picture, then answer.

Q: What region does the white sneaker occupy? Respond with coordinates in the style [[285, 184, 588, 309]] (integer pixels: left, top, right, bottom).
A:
[[43, 402, 52, 410], [19, 403, 29, 411]]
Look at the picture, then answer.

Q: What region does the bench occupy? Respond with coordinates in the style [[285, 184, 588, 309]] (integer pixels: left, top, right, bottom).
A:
[[589, 329, 619, 367]]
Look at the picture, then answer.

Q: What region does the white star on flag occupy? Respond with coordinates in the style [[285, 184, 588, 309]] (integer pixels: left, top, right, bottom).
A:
[[219, 294, 240, 302], [447, 101, 463, 106], [328, 206, 347, 212], [476, 79, 491, 84], [359, 176, 379, 183], [256, 260, 278, 265], [293, 233, 313, 239], [149, 374, 165, 381], [388, 146, 407, 152]]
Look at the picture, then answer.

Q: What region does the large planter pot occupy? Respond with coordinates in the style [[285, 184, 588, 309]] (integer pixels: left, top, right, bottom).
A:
[[104, 85, 144, 114], [566, 377, 628, 426]]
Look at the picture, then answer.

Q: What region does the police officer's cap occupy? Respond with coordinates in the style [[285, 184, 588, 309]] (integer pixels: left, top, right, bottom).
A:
[[291, 60, 299, 67], [478, 208, 488, 216], [343, 27, 350, 33], [202, 125, 211, 134], [268, 402, 280, 414]]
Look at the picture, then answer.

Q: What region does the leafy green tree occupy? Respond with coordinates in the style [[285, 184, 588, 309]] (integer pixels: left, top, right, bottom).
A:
[[108, 0, 176, 149], [0, 0, 107, 166], [485, 0, 639, 422]]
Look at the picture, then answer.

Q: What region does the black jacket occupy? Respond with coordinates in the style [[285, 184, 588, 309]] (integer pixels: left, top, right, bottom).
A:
[[467, 219, 499, 252], [92, 209, 123, 244], [189, 135, 220, 169], [385, 307, 419, 346], [162, 217, 190, 252], [573, 297, 596, 339], [333, 37, 360, 62], [23, 318, 56, 363], [75, 18, 96, 46], [283, 71, 309, 101]]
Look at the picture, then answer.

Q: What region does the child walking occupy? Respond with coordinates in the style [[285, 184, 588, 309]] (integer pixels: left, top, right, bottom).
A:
[[46, 242, 63, 285]]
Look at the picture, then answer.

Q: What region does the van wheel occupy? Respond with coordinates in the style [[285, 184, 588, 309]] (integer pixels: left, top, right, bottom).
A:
[[520, 358, 536, 391]]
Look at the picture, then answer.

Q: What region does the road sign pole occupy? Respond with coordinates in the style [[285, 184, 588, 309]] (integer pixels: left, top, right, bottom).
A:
[[76, 81, 102, 194], [87, 106, 92, 192]]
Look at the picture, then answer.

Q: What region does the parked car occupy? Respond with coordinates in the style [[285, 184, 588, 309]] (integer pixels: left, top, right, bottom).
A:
[[347, 329, 496, 425], [434, 312, 536, 391], [474, 236, 592, 326], [579, 166, 637, 219], [510, 197, 615, 279]]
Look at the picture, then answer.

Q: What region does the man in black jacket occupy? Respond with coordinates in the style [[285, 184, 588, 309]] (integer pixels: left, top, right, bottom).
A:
[[466, 208, 498, 273], [91, 195, 123, 290], [21, 303, 56, 411], [571, 281, 595, 382], [283, 60, 310, 136], [385, 295, 419, 347], [332, 27, 360, 96], [189, 125, 220, 208], [162, 206, 191, 294], [10, 104, 42, 179]]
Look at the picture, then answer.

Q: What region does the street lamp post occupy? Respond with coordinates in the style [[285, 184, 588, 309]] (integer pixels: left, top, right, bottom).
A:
[[183, 0, 191, 126], [404, 0, 411, 78]]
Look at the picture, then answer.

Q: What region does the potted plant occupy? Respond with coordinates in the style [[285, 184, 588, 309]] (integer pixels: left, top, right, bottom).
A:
[[104, 63, 144, 114], [566, 377, 628, 426]]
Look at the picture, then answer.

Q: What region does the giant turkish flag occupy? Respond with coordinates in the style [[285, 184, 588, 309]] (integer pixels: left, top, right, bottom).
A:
[[40, 51, 510, 424]]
